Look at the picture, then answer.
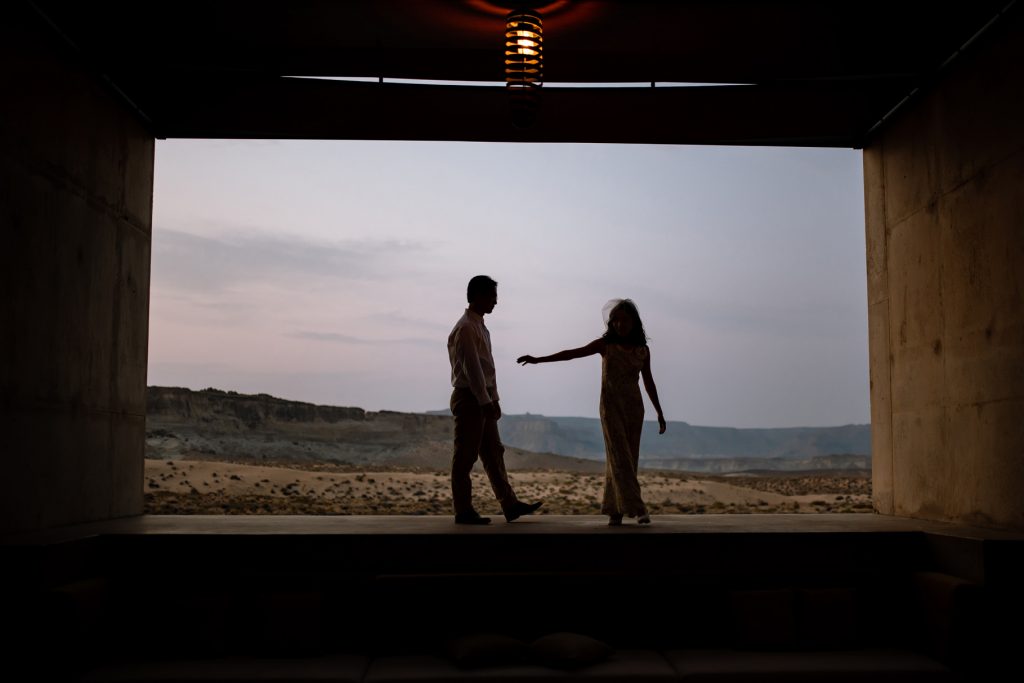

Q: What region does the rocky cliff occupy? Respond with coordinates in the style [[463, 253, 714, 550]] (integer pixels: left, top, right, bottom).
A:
[[146, 387, 601, 472], [148, 387, 870, 473], [499, 414, 870, 462]]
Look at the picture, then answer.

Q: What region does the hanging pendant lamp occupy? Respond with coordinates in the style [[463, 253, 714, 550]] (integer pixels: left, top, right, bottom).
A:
[[505, 9, 543, 128]]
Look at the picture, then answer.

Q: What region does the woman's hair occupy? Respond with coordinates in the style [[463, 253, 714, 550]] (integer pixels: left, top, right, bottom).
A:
[[601, 298, 649, 346]]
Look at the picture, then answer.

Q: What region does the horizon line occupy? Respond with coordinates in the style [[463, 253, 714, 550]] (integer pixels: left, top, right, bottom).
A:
[[146, 384, 871, 431]]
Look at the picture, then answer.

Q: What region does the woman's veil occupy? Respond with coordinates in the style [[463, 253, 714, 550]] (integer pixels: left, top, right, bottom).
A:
[[602, 298, 640, 325]]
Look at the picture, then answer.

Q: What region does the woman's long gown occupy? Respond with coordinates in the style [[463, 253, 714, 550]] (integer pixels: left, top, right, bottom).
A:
[[599, 343, 649, 517]]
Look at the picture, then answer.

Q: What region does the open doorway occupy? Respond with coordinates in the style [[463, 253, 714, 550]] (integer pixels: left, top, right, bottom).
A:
[[145, 140, 870, 516]]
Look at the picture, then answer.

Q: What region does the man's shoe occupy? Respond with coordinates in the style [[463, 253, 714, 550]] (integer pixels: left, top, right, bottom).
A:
[[504, 500, 543, 522], [454, 511, 491, 525]]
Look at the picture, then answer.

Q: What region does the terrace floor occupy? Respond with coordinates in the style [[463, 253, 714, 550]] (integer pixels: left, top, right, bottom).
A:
[[6, 512, 1023, 544]]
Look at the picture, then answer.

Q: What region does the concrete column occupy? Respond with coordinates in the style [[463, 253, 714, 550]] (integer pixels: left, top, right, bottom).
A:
[[863, 11, 1024, 531], [1, 10, 153, 534]]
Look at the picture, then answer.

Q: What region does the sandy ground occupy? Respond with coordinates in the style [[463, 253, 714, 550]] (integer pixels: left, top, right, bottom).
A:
[[144, 458, 873, 516]]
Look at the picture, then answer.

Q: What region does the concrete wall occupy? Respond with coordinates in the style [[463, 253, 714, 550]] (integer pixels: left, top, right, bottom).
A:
[[864, 12, 1024, 531], [1, 13, 153, 535]]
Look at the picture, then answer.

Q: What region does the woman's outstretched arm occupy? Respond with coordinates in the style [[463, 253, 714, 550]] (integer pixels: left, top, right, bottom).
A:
[[641, 351, 667, 434], [517, 339, 604, 365]]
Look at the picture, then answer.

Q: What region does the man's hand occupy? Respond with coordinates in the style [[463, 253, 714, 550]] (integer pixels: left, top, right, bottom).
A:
[[517, 355, 538, 365], [483, 401, 502, 421], [658, 414, 667, 434]]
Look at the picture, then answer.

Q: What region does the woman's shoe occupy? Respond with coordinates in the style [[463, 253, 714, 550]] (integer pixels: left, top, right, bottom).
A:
[[637, 514, 652, 525], [607, 514, 623, 526]]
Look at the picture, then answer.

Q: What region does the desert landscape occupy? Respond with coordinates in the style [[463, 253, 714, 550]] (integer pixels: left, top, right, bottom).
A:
[[144, 457, 872, 516], [144, 386, 873, 516]]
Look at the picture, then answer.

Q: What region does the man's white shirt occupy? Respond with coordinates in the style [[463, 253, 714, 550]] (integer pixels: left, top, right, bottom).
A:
[[448, 309, 499, 405]]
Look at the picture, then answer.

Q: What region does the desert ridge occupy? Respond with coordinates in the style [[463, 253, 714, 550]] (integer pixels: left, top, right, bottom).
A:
[[146, 386, 870, 474]]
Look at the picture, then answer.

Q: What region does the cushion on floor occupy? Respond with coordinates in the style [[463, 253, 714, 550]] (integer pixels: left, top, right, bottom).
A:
[[663, 648, 955, 682], [365, 650, 677, 683], [80, 653, 370, 683]]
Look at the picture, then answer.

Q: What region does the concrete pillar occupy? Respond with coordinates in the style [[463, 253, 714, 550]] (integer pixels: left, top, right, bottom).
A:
[[864, 11, 1024, 531], [1, 10, 153, 534]]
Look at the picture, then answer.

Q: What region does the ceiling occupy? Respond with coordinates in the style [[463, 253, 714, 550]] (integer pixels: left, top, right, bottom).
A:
[[25, 0, 1016, 147]]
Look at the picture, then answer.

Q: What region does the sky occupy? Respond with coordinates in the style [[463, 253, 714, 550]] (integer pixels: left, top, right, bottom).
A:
[[149, 139, 868, 428]]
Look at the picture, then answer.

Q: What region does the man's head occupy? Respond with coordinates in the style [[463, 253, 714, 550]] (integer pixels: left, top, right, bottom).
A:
[[467, 275, 498, 314]]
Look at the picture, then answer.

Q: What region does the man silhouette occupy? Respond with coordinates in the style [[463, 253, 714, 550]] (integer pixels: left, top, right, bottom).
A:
[[447, 275, 542, 524]]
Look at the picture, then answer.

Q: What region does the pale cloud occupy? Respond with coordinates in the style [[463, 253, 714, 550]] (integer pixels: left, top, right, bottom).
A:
[[358, 310, 452, 332], [292, 331, 438, 348], [152, 228, 429, 293]]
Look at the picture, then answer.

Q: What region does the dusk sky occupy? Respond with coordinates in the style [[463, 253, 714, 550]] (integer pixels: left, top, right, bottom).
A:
[[149, 140, 868, 428]]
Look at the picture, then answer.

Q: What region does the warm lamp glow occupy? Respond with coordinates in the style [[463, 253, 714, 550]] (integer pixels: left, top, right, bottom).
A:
[[505, 10, 543, 90]]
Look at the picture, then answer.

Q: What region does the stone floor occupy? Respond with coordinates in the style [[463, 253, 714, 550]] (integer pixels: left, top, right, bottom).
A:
[[7, 512, 1022, 545]]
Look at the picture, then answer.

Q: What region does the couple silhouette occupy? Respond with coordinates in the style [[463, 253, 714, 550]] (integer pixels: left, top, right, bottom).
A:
[[446, 275, 667, 526]]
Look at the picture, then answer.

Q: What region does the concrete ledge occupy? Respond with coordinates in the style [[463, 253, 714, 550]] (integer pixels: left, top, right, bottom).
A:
[[6, 513, 1023, 544]]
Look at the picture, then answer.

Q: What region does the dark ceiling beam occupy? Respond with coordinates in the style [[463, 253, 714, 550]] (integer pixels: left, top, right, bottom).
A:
[[31, 0, 1008, 84], [23, 0, 1013, 147], [91, 47, 932, 85], [123, 75, 908, 147]]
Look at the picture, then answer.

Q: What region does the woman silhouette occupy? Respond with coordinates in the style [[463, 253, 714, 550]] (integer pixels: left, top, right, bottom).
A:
[[518, 299, 666, 525]]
